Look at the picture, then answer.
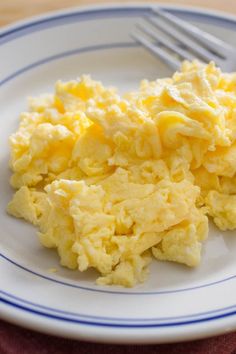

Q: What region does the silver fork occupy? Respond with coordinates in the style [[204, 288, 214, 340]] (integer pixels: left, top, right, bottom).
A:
[[131, 8, 236, 71]]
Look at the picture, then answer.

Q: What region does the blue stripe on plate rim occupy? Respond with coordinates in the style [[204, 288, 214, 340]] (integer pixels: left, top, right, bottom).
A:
[[1, 5, 236, 328], [1, 5, 236, 46], [2, 289, 236, 327]]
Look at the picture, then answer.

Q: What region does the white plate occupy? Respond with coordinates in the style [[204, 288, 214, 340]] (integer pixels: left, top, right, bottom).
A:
[[1, 3, 236, 345]]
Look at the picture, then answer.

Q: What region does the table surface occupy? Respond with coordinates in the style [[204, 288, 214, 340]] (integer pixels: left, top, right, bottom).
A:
[[0, 0, 236, 27]]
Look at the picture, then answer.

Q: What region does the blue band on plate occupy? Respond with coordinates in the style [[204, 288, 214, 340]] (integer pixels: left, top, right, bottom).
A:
[[0, 6, 236, 46]]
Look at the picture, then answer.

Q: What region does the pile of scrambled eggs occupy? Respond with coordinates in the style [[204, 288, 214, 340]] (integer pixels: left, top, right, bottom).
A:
[[7, 61, 236, 287]]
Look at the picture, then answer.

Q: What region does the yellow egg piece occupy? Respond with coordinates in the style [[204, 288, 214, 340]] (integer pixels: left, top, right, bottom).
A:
[[7, 61, 236, 287]]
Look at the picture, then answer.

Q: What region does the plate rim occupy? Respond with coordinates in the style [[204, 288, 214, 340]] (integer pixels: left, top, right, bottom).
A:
[[1, 2, 236, 344], [1, 1, 236, 36]]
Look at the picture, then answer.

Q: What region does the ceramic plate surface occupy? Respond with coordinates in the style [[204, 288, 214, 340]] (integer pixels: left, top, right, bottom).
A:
[[1, 3, 236, 344]]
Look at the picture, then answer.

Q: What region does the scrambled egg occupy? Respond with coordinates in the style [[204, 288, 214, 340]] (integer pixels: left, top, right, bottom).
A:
[[7, 61, 236, 287]]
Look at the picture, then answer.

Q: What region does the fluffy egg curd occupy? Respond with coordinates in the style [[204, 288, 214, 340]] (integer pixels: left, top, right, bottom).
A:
[[7, 61, 236, 287]]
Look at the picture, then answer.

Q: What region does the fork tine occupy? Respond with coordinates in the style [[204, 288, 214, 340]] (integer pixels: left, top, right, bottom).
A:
[[147, 14, 222, 65], [154, 8, 233, 56], [137, 23, 195, 62], [131, 30, 180, 71]]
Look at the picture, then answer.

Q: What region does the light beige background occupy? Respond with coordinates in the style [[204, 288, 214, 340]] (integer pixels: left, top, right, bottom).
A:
[[0, 0, 236, 27]]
